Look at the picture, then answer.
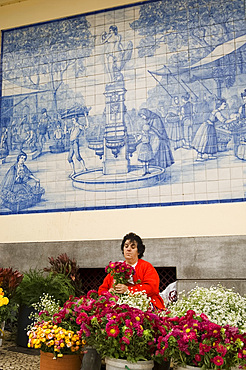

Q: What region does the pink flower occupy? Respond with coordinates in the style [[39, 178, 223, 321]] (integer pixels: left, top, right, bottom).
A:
[[122, 336, 130, 344]]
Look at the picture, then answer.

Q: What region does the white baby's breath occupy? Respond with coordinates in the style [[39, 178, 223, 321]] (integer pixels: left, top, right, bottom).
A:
[[28, 293, 60, 327], [168, 284, 246, 331], [117, 290, 151, 311]]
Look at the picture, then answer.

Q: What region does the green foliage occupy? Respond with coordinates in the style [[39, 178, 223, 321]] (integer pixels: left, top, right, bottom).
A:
[[0, 268, 23, 298], [44, 253, 83, 297], [15, 269, 75, 307]]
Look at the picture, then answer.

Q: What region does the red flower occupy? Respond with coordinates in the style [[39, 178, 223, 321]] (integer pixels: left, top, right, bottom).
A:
[[199, 343, 211, 355], [122, 336, 130, 344], [216, 343, 227, 356], [195, 354, 202, 362], [105, 323, 120, 338], [211, 356, 224, 366]]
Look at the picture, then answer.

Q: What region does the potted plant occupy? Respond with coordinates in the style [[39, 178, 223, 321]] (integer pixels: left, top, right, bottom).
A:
[[155, 309, 246, 370], [27, 294, 86, 370], [54, 290, 172, 370], [0, 267, 23, 343], [168, 284, 246, 332], [44, 253, 83, 297], [14, 269, 75, 347]]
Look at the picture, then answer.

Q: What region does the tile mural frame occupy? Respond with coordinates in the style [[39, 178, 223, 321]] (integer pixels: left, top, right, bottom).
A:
[[0, 0, 246, 215]]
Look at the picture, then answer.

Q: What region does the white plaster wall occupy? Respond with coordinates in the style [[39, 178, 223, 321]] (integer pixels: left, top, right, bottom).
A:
[[0, 0, 246, 243]]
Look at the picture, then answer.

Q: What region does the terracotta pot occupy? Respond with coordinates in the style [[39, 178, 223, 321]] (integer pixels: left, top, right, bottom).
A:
[[105, 357, 154, 370], [40, 351, 82, 370]]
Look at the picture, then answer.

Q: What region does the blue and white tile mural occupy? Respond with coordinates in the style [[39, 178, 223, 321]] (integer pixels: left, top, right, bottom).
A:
[[0, 0, 246, 214]]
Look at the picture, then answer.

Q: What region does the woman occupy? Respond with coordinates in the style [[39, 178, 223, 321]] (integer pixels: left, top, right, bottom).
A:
[[1, 151, 40, 194], [98, 232, 165, 310], [0, 152, 43, 212], [138, 108, 174, 171], [192, 98, 229, 161]]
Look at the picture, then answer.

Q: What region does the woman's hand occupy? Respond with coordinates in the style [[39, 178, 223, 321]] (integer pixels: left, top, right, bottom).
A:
[[114, 283, 128, 294]]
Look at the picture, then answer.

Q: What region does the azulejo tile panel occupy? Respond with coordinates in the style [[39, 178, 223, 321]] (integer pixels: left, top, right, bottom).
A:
[[0, 0, 246, 214]]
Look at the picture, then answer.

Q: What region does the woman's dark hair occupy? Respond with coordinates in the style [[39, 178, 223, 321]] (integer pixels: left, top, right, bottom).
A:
[[241, 89, 246, 98], [121, 232, 145, 259], [215, 98, 226, 109], [17, 151, 27, 162], [109, 25, 118, 35]]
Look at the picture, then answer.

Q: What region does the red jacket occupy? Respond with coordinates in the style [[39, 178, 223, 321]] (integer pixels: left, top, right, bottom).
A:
[[98, 259, 165, 310]]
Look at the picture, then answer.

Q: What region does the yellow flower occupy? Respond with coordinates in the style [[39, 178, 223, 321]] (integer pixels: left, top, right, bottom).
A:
[[57, 354, 63, 357]]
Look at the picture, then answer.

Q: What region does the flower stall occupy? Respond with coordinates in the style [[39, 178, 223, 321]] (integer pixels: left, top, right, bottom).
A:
[[25, 263, 246, 370]]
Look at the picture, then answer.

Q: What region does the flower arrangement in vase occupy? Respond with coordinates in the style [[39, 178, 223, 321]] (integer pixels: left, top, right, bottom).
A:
[[27, 293, 85, 358], [155, 309, 246, 370], [27, 293, 86, 370]]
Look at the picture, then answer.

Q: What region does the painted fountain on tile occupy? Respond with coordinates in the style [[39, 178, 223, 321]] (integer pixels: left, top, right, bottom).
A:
[[0, 0, 245, 213]]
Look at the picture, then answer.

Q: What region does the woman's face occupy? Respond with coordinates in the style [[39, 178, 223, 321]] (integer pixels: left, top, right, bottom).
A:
[[123, 239, 139, 265], [18, 155, 26, 164]]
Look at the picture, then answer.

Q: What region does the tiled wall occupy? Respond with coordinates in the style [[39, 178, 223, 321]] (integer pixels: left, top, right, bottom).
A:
[[0, 0, 246, 215]]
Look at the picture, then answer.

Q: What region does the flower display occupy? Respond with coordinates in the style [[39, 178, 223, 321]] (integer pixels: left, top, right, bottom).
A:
[[155, 309, 246, 369], [26, 287, 246, 367], [27, 293, 87, 357], [53, 291, 171, 363], [27, 320, 85, 357], [169, 285, 246, 331], [105, 261, 135, 287]]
